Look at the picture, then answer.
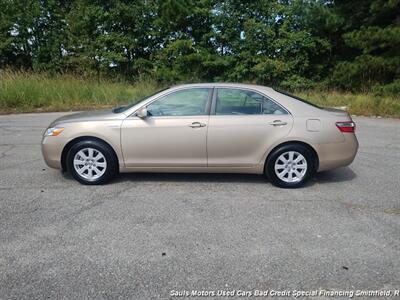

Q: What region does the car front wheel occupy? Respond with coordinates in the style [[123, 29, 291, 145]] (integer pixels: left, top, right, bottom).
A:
[[66, 140, 118, 185], [265, 144, 315, 188]]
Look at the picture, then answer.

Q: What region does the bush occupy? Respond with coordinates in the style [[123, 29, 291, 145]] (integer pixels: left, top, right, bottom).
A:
[[373, 80, 400, 96]]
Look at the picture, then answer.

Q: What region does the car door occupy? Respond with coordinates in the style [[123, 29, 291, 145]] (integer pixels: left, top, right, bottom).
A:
[[207, 87, 293, 167], [121, 87, 212, 168]]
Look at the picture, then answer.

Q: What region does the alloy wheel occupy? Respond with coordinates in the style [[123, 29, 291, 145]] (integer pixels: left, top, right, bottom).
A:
[[274, 151, 308, 183], [73, 147, 107, 181]]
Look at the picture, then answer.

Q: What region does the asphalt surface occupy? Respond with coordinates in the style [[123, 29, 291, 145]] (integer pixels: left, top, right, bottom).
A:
[[0, 112, 399, 299]]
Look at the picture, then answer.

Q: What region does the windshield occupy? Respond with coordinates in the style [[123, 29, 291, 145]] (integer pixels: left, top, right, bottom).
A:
[[273, 89, 322, 109], [113, 87, 170, 113]]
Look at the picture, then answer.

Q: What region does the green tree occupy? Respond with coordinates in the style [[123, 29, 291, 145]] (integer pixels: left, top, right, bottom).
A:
[[0, 0, 70, 71], [211, 0, 332, 88], [331, 0, 400, 91], [0, 0, 398, 92]]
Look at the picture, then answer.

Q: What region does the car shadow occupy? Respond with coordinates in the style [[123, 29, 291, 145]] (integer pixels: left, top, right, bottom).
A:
[[301, 167, 357, 187], [115, 172, 267, 184], [314, 167, 357, 183], [113, 167, 357, 186]]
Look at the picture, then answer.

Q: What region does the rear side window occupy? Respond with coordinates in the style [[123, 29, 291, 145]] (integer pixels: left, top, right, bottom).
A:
[[215, 88, 287, 115]]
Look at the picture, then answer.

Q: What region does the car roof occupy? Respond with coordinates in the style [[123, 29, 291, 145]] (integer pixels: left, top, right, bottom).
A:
[[172, 82, 275, 92]]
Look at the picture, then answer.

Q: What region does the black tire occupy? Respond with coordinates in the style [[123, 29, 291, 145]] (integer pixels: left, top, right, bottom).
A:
[[66, 139, 118, 185], [265, 144, 315, 188]]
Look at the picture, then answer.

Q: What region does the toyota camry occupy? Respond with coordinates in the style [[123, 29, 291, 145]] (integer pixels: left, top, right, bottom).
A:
[[42, 83, 358, 188]]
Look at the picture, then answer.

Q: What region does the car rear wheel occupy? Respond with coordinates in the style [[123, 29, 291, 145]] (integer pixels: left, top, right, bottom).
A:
[[265, 144, 314, 188], [66, 140, 118, 185]]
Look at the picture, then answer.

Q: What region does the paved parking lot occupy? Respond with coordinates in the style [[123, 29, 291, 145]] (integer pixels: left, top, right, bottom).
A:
[[0, 112, 399, 299]]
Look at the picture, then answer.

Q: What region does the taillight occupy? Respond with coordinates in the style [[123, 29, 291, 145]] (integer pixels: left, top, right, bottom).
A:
[[336, 121, 355, 133]]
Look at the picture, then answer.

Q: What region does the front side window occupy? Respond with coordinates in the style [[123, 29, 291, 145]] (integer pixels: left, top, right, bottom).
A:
[[215, 88, 287, 115], [147, 88, 211, 116]]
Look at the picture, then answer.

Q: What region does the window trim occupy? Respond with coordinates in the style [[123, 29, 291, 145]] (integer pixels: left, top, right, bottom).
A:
[[130, 86, 214, 118], [210, 87, 290, 116]]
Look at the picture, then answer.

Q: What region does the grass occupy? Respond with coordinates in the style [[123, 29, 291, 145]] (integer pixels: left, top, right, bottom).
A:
[[1, 70, 399, 117], [296, 90, 400, 118], [0, 70, 159, 113]]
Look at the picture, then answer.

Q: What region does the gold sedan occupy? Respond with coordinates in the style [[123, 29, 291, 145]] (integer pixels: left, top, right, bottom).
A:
[[42, 83, 358, 188]]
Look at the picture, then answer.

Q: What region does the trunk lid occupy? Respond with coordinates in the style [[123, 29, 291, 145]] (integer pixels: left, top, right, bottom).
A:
[[323, 107, 352, 120]]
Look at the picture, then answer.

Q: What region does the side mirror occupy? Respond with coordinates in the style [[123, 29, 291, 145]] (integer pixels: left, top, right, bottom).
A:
[[136, 107, 148, 118]]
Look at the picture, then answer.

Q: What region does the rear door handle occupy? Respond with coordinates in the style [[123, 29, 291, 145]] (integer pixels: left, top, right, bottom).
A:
[[269, 120, 287, 126], [189, 122, 206, 128]]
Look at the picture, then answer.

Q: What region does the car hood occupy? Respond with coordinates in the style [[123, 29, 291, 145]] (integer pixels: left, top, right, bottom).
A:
[[50, 109, 125, 126]]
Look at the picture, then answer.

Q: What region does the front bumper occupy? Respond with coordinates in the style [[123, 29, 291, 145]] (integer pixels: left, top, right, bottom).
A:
[[315, 133, 359, 172], [41, 136, 63, 169]]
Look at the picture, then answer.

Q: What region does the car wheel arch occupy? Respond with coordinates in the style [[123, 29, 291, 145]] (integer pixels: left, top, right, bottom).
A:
[[61, 136, 119, 172], [264, 140, 319, 173]]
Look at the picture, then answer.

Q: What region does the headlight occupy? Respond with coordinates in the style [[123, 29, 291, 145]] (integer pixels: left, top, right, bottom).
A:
[[45, 127, 65, 136]]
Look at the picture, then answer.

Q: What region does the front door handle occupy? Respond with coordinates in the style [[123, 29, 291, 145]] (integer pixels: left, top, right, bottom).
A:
[[189, 122, 206, 128], [269, 120, 288, 126]]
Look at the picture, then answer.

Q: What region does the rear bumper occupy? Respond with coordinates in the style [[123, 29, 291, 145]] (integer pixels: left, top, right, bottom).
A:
[[41, 136, 63, 169], [315, 134, 359, 171]]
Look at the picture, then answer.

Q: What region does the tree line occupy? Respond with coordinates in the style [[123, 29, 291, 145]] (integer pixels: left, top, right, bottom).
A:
[[0, 0, 399, 93]]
